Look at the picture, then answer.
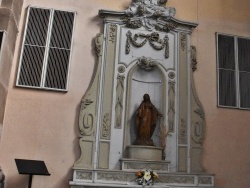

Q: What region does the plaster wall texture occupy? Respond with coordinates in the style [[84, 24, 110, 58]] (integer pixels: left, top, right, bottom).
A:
[[0, 0, 249, 188]]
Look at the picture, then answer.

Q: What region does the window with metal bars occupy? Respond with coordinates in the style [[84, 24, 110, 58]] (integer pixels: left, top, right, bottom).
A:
[[16, 7, 75, 91], [217, 33, 250, 109]]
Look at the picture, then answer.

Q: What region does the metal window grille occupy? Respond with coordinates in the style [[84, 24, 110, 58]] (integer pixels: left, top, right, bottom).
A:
[[16, 7, 76, 91], [217, 33, 250, 109]]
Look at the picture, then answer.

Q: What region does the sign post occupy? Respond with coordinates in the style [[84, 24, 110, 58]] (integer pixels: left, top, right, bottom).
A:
[[15, 159, 50, 188]]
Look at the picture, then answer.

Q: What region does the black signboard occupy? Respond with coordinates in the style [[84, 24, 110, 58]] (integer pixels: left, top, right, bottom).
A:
[[15, 159, 50, 188]]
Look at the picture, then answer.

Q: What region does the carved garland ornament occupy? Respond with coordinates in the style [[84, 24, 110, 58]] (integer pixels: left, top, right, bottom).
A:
[[109, 24, 117, 43], [126, 30, 169, 58], [115, 75, 125, 129], [168, 81, 175, 132], [191, 46, 197, 71], [95, 33, 102, 56], [102, 113, 110, 138], [180, 33, 187, 51]]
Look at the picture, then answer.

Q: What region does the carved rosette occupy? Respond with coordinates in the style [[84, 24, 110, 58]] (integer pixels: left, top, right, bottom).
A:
[[126, 30, 169, 58], [118, 66, 125, 73], [115, 75, 125, 129]]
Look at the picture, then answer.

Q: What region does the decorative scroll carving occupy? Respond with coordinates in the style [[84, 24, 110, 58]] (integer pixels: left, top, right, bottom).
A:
[[179, 119, 187, 144], [157, 176, 194, 184], [115, 75, 125, 129], [190, 59, 206, 145], [76, 171, 92, 180], [198, 177, 212, 185], [82, 113, 94, 136], [137, 56, 158, 70], [126, 30, 169, 58], [109, 24, 117, 43], [168, 81, 175, 132], [180, 33, 187, 51], [191, 46, 197, 71], [192, 122, 205, 144], [81, 99, 93, 110], [102, 113, 110, 138], [97, 172, 135, 182], [194, 108, 205, 120], [75, 34, 103, 168]]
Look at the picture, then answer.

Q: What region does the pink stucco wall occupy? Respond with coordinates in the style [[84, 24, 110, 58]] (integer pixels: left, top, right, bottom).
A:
[[0, 0, 250, 187]]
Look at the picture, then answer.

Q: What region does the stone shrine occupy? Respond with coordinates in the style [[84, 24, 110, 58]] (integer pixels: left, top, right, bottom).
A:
[[70, 0, 214, 187]]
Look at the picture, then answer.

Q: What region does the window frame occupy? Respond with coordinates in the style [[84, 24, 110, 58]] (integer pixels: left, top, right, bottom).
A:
[[0, 31, 6, 65], [16, 6, 76, 92], [216, 32, 250, 110]]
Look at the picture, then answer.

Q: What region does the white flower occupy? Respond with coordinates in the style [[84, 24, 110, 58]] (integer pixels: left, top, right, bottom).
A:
[[143, 170, 151, 181]]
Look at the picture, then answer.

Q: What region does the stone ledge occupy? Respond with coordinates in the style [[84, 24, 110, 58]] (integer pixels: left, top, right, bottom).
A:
[[71, 169, 214, 188], [121, 158, 170, 171]]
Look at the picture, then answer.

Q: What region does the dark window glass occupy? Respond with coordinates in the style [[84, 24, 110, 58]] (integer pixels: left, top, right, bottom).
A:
[[239, 72, 250, 108], [218, 35, 235, 70], [219, 69, 236, 107]]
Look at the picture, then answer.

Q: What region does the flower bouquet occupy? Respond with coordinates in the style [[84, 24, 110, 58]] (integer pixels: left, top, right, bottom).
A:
[[135, 169, 158, 186]]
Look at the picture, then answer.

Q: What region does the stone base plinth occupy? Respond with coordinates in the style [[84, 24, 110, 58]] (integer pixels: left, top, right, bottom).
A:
[[126, 145, 163, 161], [120, 158, 170, 171], [70, 169, 215, 188]]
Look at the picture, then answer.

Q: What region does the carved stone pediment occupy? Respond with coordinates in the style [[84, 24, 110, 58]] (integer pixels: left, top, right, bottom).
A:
[[99, 0, 197, 32]]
